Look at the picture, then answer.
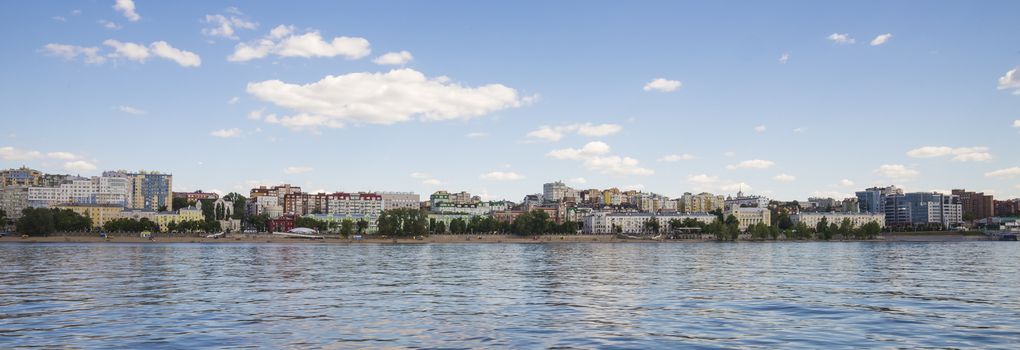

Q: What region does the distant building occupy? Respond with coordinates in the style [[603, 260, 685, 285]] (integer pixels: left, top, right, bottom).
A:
[[378, 192, 420, 211], [103, 170, 173, 211], [173, 190, 219, 202], [54, 204, 124, 229], [0, 185, 30, 219], [724, 190, 769, 209], [952, 189, 994, 220], [855, 186, 903, 213], [28, 175, 132, 208], [0, 167, 43, 188], [884, 192, 963, 228], [583, 212, 717, 234], [791, 212, 885, 229], [994, 199, 1020, 217], [543, 181, 577, 203], [681, 192, 725, 213], [249, 184, 302, 218], [726, 206, 771, 231]]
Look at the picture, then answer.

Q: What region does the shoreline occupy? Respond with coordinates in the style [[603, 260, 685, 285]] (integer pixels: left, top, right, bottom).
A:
[[0, 233, 995, 244]]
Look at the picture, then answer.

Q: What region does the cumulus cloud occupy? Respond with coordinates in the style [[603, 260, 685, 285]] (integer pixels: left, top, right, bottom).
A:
[[727, 159, 775, 170], [117, 105, 146, 115], [839, 179, 855, 187], [779, 53, 790, 64], [526, 123, 622, 141], [466, 132, 488, 139], [42, 44, 106, 64], [113, 0, 140, 22], [210, 128, 242, 138], [202, 12, 258, 39], [754, 125, 766, 133], [998, 68, 1020, 95], [99, 20, 121, 30], [247, 68, 526, 131], [228, 25, 370, 61], [658, 154, 694, 162], [228, 96, 240, 104], [870, 33, 893, 46], [411, 172, 443, 186], [480, 171, 524, 181], [101, 39, 201, 67], [568, 177, 587, 185], [373, 50, 413, 65], [643, 78, 681, 92], [548, 141, 653, 176], [64, 160, 97, 172], [906, 146, 991, 162], [827, 33, 855, 44], [773, 173, 796, 182], [687, 174, 719, 184], [0, 147, 82, 161], [283, 166, 313, 174], [1014, 120, 1020, 128], [985, 167, 1020, 179], [874, 164, 919, 179]]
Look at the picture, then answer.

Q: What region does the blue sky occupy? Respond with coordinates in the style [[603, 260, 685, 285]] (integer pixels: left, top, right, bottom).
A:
[[2, 0, 1019, 201]]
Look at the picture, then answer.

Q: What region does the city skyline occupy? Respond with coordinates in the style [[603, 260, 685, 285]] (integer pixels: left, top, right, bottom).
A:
[[2, 1, 1020, 202]]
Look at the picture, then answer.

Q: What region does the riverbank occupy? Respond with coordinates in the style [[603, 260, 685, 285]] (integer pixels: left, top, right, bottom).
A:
[[0, 232, 999, 244]]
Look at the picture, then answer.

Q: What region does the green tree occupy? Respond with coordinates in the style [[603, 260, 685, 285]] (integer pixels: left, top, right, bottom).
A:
[[859, 221, 882, 240], [643, 218, 660, 234], [172, 197, 191, 211], [340, 219, 354, 237], [356, 219, 369, 235], [17, 207, 56, 236], [435, 220, 447, 234], [776, 212, 793, 230]]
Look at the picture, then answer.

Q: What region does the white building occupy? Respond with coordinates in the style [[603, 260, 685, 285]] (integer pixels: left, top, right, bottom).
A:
[[724, 190, 770, 209], [583, 211, 717, 234], [726, 207, 771, 231], [28, 176, 132, 208], [431, 201, 511, 216], [325, 192, 384, 217], [791, 212, 885, 229], [543, 181, 578, 203], [378, 192, 420, 211]]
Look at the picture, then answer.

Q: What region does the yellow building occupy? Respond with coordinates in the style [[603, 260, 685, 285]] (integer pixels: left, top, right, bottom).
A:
[[726, 207, 771, 231], [154, 206, 204, 231], [54, 204, 125, 228]]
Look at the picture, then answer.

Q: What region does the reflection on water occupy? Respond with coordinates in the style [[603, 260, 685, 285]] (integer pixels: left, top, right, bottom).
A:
[[1, 242, 1018, 348]]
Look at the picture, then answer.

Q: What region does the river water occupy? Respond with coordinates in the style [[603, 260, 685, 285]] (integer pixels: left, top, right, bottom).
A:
[[1, 242, 1018, 349]]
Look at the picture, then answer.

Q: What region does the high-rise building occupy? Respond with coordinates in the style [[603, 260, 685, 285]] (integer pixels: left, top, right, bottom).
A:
[[543, 181, 577, 203], [0, 185, 29, 219], [681, 192, 725, 213], [378, 192, 420, 211], [104, 170, 173, 211], [27, 175, 132, 208], [856, 186, 903, 213], [884, 192, 963, 228], [994, 199, 1020, 217], [951, 189, 994, 220]]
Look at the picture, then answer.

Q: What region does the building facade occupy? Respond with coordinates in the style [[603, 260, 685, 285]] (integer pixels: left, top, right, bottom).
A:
[[583, 212, 717, 234], [103, 170, 173, 211], [791, 212, 886, 229], [884, 192, 963, 228], [0, 185, 29, 219], [173, 190, 219, 202], [681, 192, 725, 213], [726, 207, 771, 231], [952, 189, 994, 220], [378, 192, 420, 211]]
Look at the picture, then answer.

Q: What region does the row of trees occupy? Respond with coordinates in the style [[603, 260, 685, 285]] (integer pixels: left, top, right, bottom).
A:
[[15, 208, 93, 236], [292, 216, 369, 237], [378, 208, 428, 237]]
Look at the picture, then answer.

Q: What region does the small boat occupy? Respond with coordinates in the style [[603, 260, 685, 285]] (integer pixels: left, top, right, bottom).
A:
[[999, 234, 1017, 241]]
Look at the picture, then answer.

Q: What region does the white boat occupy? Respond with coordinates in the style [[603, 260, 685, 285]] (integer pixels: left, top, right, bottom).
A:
[[272, 228, 325, 239]]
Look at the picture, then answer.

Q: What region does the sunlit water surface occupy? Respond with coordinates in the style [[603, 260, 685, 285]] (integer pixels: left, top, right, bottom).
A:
[[1, 242, 1018, 349]]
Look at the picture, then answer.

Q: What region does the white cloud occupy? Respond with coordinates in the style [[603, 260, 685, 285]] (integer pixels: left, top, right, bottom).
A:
[[773, 173, 796, 182], [547, 141, 611, 160], [793, 127, 806, 133], [53, 16, 66, 22], [1014, 120, 1020, 128], [720, 182, 752, 193], [210, 128, 242, 138], [839, 179, 855, 187], [202, 13, 258, 39], [827, 33, 855, 44], [548, 141, 653, 176], [117, 105, 146, 115], [410, 172, 431, 179], [999, 68, 1020, 95], [99, 20, 121, 30], [874, 164, 919, 179], [687, 174, 719, 184], [658, 154, 694, 162], [411, 172, 443, 186], [906, 146, 991, 162], [149, 41, 202, 67], [567, 177, 587, 185], [727, 159, 775, 170], [262, 113, 345, 133], [373, 50, 413, 65], [870, 33, 893, 46], [643, 78, 681, 92], [42, 44, 106, 64], [64, 160, 96, 172], [46, 152, 79, 160], [754, 125, 766, 133], [229, 25, 371, 62], [422, 178, 443, 186], [113, 0, 140, 22], [284, 166, 313, 174], [228, 96, 240, 104], [247, 68, 526, 130], [466, 132, 488, 139], [723, 151, 736, 157], [526, 123, 622, 141], [779, 52, 790, 64], [623, 184, 645, 191], [480, 171, 524, 181], [0, 147, 43, 161], [986, 167, 1020, 179], [104, 39, 149, 61]]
